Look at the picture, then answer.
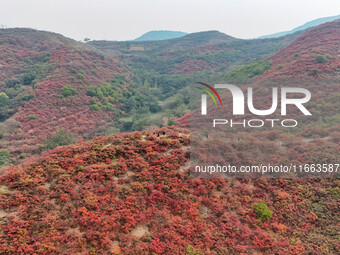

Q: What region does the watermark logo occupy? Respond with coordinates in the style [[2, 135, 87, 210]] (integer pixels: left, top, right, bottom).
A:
[[192, 82, 338, 179], [198, 82, 223, 115], [199, 83, 312, 128], [200, 83, 311, 116]]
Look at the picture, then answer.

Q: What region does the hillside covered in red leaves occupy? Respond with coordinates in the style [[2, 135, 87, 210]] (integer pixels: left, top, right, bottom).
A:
[[0, 19, 339, 255], [0, 127, 339, 254], [0, 29, 130, 163], [0, 26, 302, 165], [260, 19, 340, 78], [177, 20, 340, 128]]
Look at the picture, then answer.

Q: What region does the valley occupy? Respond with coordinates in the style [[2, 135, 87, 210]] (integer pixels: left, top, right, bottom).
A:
[[0, 18, 339, 255]]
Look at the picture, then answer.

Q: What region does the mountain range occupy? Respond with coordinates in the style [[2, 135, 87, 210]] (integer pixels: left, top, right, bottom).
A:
[[258, 14, 340, 38], [134, 30, 188, 41], [131, 14, 340, 42], [0, 17, 339, 254], [0, 26, 306, 163]]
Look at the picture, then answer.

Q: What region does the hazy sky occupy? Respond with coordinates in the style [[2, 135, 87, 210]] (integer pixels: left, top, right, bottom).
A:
[[1, 0, 339, 41]]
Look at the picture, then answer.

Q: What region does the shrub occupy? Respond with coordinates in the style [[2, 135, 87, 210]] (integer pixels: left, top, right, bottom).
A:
[[253, 202, 273, 222], [45, 129, 77, 149], [87, 86, 99, 97], [185, 245, 200, 255], [61, 85, 76, 97], [35, 53, 51, 63], [102, 102, 114, 112], [5, 79, 20, 87], [23, 73, 35, 85], [89, 104, 101, 111], [330, 188, 340, 198], [0, 149, 10, 165], [315, 55, 327, 63], [168, 119, 177, 126], [223, 60, 272, 84], [21, 94, 34, 101], [0, 92, 9, 107], [28, 114, 36, 120]]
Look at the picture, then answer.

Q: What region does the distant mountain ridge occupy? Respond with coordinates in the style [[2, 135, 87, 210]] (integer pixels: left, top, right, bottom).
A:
[[261, 19, 340, 78], [134, 30, 188, 41], [258, 14, 340, 38], [1, 18, 338, 164]]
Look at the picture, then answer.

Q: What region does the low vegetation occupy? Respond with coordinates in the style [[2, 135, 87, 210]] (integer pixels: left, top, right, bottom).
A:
[[61, 85, 76, 97], [0, 127, 338, 254], [45, 129, 77, 150], [222, 60, 272, 84], [253, 202, 273, 222]]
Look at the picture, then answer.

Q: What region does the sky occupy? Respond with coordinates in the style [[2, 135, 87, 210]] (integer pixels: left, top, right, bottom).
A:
[[0, 0, 339, 41]]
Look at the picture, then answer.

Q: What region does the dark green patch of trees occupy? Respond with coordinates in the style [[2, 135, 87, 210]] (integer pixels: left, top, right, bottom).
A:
[[45, 129, 77, 150], [222, 60, 272, 84]]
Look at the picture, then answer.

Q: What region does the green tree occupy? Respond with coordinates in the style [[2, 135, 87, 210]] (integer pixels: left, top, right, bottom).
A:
[[143, 79, 150, 90], [0, 149, 10, 165], [175, 104, 187, 117], [131, 116, 151, 131], [185, 245, 200, 255], [89, 104, 101, 111], [23, 73, 35, 85], [61, 85, 76, 97], [223, 60, 272, 84], [0, 92, 9, 107], [168, 118, 177, 126], [87, 86, 99, 97], [253, 202, 273, 222], [315, 55, 327, 63], [27, 114, 36, 120], [45, 129, 77, 150]]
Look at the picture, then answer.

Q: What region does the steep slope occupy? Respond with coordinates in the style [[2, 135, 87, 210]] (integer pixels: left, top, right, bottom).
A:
[[258, 14, 340, 39], [0, 127, 339, 254], [0, 21, 339, 255], [179, 20, 340, 140], [134, 30, 188, 41], [218, 20, 340, 85], [260, 20, 340, 78], [0, 28, 131, 163]]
